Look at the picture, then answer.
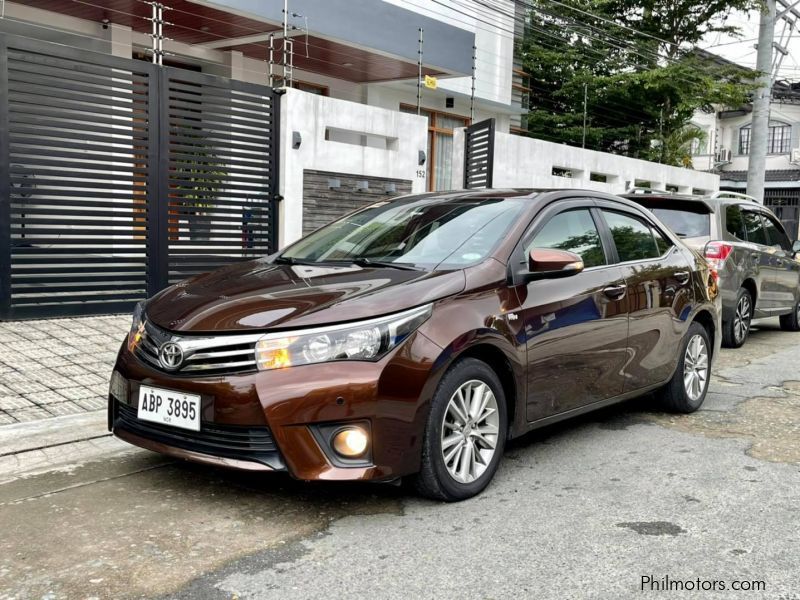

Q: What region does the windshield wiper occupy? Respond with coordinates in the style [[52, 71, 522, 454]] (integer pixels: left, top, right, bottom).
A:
[[274, 256, 321, 266], [351, 258, 422, 271]]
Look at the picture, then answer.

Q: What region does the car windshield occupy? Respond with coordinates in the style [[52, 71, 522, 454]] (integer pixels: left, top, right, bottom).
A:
[[280, 197, 527, 269]]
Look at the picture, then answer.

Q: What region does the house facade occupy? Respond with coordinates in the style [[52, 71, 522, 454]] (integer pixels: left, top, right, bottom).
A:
[[691, 86, 800, 238]]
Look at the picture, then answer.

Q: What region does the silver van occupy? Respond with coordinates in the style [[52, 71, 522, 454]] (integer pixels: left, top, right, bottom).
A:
[[624, 190, 800, 348]]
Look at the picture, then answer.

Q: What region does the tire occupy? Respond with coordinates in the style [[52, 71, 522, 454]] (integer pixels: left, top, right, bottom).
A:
[[656, 322, 711, 413], [779, 299, 800, 331], [412, 358, 508, 502], [722, 287, 753, 348]]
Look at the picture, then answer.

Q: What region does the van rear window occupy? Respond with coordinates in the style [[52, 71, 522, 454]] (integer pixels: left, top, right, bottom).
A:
[[633, 200, 711, 238]]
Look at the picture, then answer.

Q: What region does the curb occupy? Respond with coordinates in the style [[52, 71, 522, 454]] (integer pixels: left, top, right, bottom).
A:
[[0, 410, 109, 457]]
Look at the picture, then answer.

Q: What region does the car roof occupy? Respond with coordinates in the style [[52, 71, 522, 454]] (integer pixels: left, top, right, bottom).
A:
[[622, 190, 764, 208], [396, 188, 643, 203]]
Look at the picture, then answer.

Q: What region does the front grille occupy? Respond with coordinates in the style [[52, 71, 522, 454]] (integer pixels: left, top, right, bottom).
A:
[[134, 319, 261, 375], [112, 401, 285, 470]]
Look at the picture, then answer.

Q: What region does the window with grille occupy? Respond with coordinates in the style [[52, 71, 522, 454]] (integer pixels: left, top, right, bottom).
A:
[[739, 122, 792, 155]]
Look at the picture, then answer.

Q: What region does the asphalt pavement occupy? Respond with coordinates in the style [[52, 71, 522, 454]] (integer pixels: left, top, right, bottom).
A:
[[1, 319, 799, 600]]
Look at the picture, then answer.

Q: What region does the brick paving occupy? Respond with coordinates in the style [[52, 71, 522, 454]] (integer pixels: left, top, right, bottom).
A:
[[0, 315, 130, 424]]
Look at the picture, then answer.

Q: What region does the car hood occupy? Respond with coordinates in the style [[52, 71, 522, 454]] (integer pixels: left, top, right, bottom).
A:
[[145, 259, 466, 333]]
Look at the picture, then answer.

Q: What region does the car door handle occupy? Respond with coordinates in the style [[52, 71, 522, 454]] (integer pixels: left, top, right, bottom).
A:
[[603, 284, 627, 300], [674, 271, 690, 284]]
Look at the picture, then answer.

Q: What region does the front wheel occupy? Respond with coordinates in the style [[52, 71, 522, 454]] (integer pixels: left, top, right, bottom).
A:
[[413, 358, 507, 501], [722, 288, 752, 348], [656, 322, 711, 414], [779, 299, 800, 331]]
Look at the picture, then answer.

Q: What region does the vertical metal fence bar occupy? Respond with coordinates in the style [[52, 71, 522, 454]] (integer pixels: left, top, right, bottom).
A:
[[0, 37, 11, 320]]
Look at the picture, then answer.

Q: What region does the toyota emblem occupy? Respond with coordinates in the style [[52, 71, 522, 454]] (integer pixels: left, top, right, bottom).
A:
[[158, 341, 184, 370]]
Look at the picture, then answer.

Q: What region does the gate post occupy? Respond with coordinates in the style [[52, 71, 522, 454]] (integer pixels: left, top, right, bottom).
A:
[[463, 118, 495, 190], [0, 36, 11, 320], [146, 66, 169, 297], [269, 88, 283, 254]]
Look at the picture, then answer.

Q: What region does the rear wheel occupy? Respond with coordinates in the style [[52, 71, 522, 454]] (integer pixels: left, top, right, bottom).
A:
[[722, 288, 752, 348], [657, 322, 711, 413], [413, 358, 507, 502], [779, 299, 800, 331]]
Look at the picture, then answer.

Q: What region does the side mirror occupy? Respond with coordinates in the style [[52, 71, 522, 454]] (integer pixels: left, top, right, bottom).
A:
[[526, 248, 584, 280], [792, 239, 800, 254]]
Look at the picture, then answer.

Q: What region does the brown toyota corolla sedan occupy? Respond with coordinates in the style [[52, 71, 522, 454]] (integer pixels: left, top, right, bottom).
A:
[[109, 189, 721, 501]]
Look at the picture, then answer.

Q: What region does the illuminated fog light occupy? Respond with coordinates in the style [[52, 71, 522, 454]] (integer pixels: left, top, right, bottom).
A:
[[332, 427, 369, 458]]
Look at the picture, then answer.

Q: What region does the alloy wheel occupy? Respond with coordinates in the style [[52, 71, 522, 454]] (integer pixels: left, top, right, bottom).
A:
[[440, 380, 500, 484], [683, 334, 709, 402], [733, 294, 751, 344]]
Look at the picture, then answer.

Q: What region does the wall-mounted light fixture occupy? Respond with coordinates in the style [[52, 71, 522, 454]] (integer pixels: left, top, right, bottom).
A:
[[385, 182, 397, 195], [292, 131, 302, 149], [328, 178, 341, 190], [418, 150, 426, 166], [355, 180, 369, 192]]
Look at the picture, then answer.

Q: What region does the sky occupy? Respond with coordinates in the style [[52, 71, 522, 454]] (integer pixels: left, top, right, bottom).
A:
[[702, 8, 800, 83]]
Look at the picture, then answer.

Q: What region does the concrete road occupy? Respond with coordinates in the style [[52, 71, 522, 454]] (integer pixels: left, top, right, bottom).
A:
[[1, 319, 799, 600]]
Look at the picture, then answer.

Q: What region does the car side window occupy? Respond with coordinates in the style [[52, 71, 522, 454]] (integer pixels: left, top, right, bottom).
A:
[[762, 213, 792, 251], [602, 210, 662, 262], [742, 209, 768, 246], [725, 205, 747, 241], [651, 226, 673, 255], [528, 209, 607, 268]]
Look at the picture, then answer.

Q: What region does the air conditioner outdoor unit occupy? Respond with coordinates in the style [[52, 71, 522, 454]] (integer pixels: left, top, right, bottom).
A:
[[716, 148, 732, 163]]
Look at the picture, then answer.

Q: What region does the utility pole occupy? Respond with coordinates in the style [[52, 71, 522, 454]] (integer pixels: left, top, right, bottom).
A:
[[747, 0, 777, 203], [582, 83, 588, 149]]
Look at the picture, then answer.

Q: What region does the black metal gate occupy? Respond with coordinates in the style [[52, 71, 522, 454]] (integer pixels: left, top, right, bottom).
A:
[[463, 118, 495, 189], [0, 34, 280, 320], [764, 190, 800, 241]]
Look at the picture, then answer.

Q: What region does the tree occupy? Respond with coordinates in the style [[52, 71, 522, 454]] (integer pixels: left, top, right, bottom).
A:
[[518, 0, 759, 165]]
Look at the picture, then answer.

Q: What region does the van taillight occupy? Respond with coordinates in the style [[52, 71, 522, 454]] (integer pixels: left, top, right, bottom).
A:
[[705, 241, 733, 281]]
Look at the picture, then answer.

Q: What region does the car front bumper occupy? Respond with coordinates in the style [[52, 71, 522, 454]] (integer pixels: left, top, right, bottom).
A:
[[109, 330, 444, 482]]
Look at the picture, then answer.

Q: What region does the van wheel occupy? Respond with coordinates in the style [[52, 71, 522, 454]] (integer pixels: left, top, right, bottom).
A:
[[656, 322, 711, 414], [780, 299, 800, 331], [412, 358, 507, 502], [722, 288, 752, 348]]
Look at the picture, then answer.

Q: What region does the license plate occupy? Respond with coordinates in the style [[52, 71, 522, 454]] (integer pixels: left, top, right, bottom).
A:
[[137, 385, 201, 432]]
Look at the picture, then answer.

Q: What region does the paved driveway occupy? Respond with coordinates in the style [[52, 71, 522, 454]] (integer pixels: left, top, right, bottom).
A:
[[0, 315, 128, 424], [0, 319, 798, 599]]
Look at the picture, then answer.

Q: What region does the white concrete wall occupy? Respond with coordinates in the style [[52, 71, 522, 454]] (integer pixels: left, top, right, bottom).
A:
[[452, 129, 720, 195], [279, 89, 428, 247]]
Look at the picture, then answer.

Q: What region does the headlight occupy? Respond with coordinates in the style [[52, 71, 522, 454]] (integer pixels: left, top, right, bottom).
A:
[[255, 304, 432, 370], [127, 300, 145, 350]]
